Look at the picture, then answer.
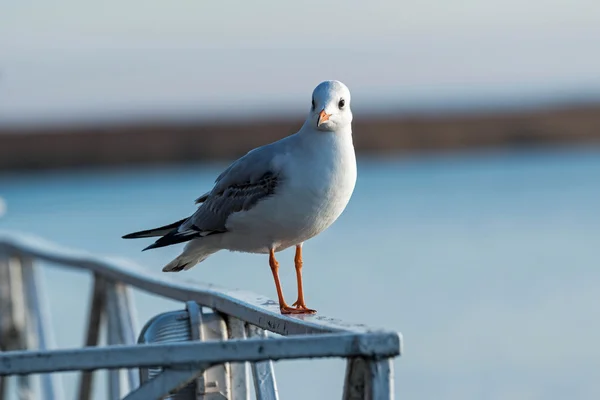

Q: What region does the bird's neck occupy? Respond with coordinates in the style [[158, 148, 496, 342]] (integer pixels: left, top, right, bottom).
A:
[[298, 121, 353, 138], [296, 125, 355, 158]]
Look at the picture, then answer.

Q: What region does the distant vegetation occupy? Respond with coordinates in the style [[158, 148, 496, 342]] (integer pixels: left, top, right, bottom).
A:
[[1, 104, 599, 171]]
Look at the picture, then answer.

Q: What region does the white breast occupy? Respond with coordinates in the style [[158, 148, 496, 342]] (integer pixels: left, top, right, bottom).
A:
[[224, 131, 357, 253]]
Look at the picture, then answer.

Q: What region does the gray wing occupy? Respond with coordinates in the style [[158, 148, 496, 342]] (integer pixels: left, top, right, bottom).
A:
[[182, 170, 279, 236], [127, 135, 294, 251], [182, 138, 291, 236]]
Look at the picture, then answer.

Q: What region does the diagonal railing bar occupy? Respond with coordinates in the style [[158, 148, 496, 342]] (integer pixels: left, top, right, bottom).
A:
[[124, 367, 208, 400]]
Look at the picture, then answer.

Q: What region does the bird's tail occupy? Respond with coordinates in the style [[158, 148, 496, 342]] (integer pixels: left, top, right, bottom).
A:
[[162, 239, 220, 272]]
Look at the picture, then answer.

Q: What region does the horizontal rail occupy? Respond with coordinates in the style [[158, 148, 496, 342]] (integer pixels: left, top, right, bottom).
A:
[[0, 232, 396, 339], [0, 332, 400, 376]]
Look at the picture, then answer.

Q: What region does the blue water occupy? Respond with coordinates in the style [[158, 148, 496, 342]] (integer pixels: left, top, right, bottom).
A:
[[1, 147, 599, 399]]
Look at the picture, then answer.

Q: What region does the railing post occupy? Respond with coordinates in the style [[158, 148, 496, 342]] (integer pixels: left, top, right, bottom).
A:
[[188, 302, 232, 399], [0, 253, 26, 352], [200, 309, 230, 399], [247, 325, 279, 400], [77, 276, 107, 400], [106, 280, 140, 398], [0, 251, 20, 400], [20, 255, 65, 400], [343, 357, 367, 400], [366, 359, 394, 400], [16, 376, 35, 400], [106, 281, 140, 392], [187, 300, 206, 396], [0, 253, 53, 400], [227, 317, 250, 400], [343, 357, 394, 400]]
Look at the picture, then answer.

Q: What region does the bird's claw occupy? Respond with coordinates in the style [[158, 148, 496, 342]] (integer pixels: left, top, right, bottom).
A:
[[281, 302, 316, 315]]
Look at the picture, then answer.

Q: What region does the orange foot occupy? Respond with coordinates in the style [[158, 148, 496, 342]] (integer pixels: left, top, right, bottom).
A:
[[289, 300, 317, 314], [280, 303, 317, 315]]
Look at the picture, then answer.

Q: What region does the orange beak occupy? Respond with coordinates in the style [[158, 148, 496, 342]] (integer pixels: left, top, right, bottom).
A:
[[317, 109, 331, 127]]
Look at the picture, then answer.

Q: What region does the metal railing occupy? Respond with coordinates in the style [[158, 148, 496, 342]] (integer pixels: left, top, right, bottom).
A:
[[0, 232, 402, 399]]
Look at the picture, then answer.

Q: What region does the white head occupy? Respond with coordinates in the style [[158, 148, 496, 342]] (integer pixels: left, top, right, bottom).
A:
[[306, 80, 352, 133]]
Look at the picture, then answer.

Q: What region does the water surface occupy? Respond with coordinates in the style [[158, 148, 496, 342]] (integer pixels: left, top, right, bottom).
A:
[[1, 148, 599, 399]]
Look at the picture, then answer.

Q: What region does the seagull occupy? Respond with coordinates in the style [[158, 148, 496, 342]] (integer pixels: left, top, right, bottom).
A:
[[123, 80, 357, 314]]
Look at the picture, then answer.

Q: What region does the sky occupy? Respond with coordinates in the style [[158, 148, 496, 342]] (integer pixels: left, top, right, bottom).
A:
[[1, 0, 600, 124]]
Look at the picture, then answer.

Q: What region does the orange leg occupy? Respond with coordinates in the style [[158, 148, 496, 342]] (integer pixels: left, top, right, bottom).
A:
[[291, 245, 317, 314], [269, 248, 314, 315]]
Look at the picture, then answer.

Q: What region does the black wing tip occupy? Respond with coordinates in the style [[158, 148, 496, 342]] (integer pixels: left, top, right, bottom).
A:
[[141, 231, 199, 252], [142, 243, 159, 251], [122, 230, 158, 240], [121, 218, 189, 241]]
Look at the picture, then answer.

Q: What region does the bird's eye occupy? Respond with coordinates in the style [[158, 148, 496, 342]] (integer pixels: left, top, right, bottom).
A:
[[338, 98, 345, 109], [311, 99, 315, 110]]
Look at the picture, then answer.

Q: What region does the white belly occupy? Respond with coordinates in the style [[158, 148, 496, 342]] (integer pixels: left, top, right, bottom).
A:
[[222, 136, 357, 253]]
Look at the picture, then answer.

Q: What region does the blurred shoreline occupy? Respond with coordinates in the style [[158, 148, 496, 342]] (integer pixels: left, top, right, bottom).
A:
[[1, 104, 599, 171]]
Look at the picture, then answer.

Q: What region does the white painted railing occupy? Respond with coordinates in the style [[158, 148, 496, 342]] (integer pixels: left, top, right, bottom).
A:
[[0, 232, 401, 399]]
